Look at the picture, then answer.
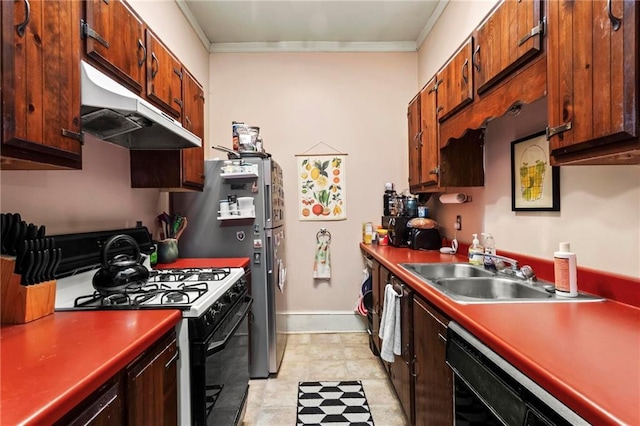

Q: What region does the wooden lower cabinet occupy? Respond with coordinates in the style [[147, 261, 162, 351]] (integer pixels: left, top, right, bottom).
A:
[[385, 276, 413, 424], [370, 260, 383, 353], [54, 329, 178, 426], [413, 296, 453, 426], [126, 329, 178, 425]]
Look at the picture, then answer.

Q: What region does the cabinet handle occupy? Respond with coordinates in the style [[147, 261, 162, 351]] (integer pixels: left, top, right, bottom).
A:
[[429, 166, 439, 176], [151, 52, 159, 78], [164, 350, 179, 369], [16, 0, 31, 37], [411, 355, 418, 378], [185, 116, 192, 129], [137, 39, 146, 67], [472, 44, 481, 71], [462, 58, 469, 84], [607, 0, 621, 31], [438, 333, 447, 344], [174, 98, 183, 108]]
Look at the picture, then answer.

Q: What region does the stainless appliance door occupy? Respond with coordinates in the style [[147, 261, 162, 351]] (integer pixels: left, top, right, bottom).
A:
[[263, 159, 285, 230], [265, 226, 287, 373]]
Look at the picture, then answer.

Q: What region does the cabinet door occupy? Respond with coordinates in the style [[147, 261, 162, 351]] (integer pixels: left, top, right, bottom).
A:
[[419, 78, 440, 187], [54, 378, 124, 426], [407, 94, 421, 189], [413, 297, 453, 426], [146, 30, 182, 119], [474, 0, 543, 94], [371, 260, 383, 353], [436, 38, 474, 121], [181, 69, 205, 188], [547, 0, 639, 164], [126, 330, 178, 425], [1, 0, 82, 170], [84, 0, 145, 93], [387, 278, 413, 424]]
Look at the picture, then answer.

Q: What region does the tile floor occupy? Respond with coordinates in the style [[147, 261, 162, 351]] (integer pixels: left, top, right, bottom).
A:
[[243, 332, 410, 425]]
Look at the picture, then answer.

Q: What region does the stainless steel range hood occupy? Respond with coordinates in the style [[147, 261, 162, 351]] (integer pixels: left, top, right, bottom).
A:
[[80, 61, 201, 150]]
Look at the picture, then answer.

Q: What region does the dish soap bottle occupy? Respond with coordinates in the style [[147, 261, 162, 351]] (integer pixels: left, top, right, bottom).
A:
[[468, 233, 484, 265], [554, 242, 577, 297], [482, 233, 496, 270]]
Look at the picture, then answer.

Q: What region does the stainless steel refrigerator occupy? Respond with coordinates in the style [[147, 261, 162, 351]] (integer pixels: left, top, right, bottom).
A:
[[171, 157, 287, 378]]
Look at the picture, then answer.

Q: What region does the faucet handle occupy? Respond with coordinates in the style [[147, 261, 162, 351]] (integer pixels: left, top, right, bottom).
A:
[[520, 265, 536, 280]]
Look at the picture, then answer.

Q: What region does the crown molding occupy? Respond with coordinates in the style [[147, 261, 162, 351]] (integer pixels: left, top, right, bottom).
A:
[[416, 0, 449, 49], [210, 41, 417, 53], [175, 0, 211, 51]]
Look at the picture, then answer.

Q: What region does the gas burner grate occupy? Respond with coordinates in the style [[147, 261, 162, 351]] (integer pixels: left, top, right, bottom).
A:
[[148, 268, 231, 283]]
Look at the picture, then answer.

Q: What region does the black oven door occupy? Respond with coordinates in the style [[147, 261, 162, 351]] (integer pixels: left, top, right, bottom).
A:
[[191, 295, 253, 426]]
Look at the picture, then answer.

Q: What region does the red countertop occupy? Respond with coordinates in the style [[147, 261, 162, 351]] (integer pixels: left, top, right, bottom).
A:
[[0, 310, 181, 425], [155, 257, 250, 270], [362, 243, 640, 425]]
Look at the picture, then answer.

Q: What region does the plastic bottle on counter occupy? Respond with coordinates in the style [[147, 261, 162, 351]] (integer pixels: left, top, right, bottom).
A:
[[482, 233, 496, 270], [468, 233, 484, 265], [554, 242, 578, 297], [363, 222, 374, 244]]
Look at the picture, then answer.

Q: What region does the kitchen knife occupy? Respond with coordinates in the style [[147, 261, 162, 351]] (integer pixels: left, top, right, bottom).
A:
[[26, 223, 37, 240], [3, 214, 15, 255], [38, 249, 50, 284], [31, 250, 43, 285], [15, 238, 29, 274], [46, 247, 58, 281], [0, 213, 6, 254], [12, 221, 27, 258], [6, 217, 21, 256], [21, 251, 34, 285], [37, 225, 46, 239], [50, 248, 62, 281]]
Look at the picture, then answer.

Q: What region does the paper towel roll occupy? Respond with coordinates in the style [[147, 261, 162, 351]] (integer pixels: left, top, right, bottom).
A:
[[439, 193, 468, 204]]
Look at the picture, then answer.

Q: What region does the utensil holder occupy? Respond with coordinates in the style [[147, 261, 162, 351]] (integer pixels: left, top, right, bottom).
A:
[[1, 256, 56, 324]]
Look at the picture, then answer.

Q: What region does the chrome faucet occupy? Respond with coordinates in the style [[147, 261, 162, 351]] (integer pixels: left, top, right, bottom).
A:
[[482, 253, 536, 281]]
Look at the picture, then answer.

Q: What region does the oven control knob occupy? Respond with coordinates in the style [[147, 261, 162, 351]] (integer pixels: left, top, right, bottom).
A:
[[204, 312, 213, 326], [213, 301, 223, 312], [224, 292, 233, 302]]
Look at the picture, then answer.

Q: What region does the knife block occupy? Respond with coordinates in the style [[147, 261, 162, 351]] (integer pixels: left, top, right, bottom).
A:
[[1, 256, 56, 324]]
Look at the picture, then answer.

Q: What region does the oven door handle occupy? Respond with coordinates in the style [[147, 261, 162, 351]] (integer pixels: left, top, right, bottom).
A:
[[206, 296, 253, 356]]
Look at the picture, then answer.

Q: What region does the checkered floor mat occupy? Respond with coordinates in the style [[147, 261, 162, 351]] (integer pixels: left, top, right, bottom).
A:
[[297, 380, 374, 425]]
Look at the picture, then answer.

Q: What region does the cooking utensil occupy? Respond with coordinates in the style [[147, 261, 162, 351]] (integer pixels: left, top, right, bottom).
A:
[[3, 213, 15, 255], [20, 251, 35, 285], [12, 220, 27, 258], [92, 234, 149, 294], [37, 225, 46, 239], [175, 217, 188, 240]]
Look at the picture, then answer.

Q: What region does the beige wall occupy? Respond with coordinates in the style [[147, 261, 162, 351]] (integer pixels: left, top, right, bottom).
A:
[[0, 1, 209, 235], [210, 52, 417, 311], [418, 1, 640, 278]]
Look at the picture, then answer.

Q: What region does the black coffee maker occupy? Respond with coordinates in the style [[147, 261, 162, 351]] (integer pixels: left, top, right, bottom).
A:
[[387, 216, 412, 247]]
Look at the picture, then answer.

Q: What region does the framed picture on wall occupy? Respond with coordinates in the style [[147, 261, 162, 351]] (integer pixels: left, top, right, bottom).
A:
[[510, 131, 560, 211]]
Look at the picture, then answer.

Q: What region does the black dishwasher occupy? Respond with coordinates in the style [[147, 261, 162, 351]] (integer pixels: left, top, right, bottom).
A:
[[446, 322, 589, 426]]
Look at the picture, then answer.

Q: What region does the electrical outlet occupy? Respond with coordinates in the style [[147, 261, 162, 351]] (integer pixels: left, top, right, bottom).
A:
[[455, 215, 462, 230]]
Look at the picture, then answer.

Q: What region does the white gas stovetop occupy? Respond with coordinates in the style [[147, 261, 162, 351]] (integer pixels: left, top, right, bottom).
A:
[[54, 266, 245, 318]]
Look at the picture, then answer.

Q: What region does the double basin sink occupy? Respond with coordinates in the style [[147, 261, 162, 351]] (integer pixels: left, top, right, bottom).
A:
[[400, 263, 603, 304]]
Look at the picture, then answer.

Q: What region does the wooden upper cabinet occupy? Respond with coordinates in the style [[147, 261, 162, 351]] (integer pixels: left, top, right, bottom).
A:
[[436, 38, 474, 121], [146, 30, 183, 120], [547, 0, 639, 165], [419, 78, 439, 188], [83, 0, 145, 94], [473, 0, 543, 94], [1, 0, 83, 170], [181, 69, 205, 188], [407, 94, 421, 189], [130, 69, 205, 191]]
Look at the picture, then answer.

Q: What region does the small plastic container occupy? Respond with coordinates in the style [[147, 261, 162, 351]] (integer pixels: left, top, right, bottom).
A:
[[378, 229, 389, 245], [554, 242, 577, 297]]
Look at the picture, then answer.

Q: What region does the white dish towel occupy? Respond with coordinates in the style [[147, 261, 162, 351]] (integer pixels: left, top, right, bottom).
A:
[[379, 283, 402, 363]]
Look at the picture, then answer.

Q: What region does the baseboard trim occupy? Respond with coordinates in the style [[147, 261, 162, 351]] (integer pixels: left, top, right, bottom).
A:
[[282, 311, 368, 333]]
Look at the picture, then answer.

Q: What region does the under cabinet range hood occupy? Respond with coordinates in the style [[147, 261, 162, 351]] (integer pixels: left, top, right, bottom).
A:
[[80, 61, 201, 150]]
